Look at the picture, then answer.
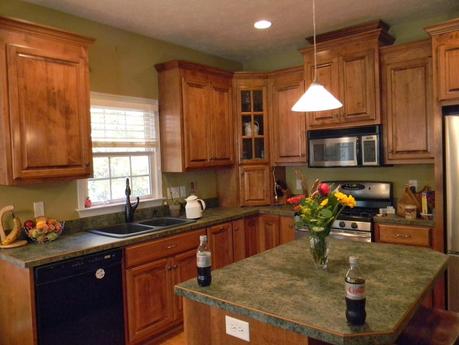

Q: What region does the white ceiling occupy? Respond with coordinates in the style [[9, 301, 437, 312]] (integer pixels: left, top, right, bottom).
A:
[[25, 0, 459, 62]]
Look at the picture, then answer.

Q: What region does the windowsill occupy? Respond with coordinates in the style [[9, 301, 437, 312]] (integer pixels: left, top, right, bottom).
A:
[[76, 197, 165, 218]]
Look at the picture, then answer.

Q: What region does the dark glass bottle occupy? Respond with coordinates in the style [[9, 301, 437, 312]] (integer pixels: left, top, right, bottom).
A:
[[196, 235, 212, 287], [345, 256, 366, 325]]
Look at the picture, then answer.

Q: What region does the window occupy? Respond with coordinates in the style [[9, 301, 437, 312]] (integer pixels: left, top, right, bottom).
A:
[[78, 93, 162, 215]]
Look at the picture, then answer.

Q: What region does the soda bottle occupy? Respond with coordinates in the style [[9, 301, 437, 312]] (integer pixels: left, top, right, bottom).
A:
[[196, 235, 212, 287], [345, 256, 366, 325]]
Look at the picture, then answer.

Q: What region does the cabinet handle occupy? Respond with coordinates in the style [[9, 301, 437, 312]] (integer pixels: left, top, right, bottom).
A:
[[165, 244, 177, 249], [214, 227, 226, 234], [166, 265, 172, 271], [172, 264, 178, 270], [394, 233, 411, 239]]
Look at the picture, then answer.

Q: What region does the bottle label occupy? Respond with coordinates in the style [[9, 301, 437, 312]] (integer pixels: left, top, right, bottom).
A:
[[197, 252, 211, 268], [345, 282, 365, 300]]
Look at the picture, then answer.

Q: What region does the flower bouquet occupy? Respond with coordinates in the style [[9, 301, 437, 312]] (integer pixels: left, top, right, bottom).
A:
[[287, 180, 356, 270]]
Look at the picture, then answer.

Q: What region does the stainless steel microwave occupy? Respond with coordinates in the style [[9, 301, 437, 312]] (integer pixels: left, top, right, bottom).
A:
[[307, 125, 382, 167]]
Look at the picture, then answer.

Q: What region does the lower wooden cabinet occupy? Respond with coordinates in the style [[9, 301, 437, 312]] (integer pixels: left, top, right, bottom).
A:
[[258, 214, 281, 251], [375, 223, 431, 248], [232, 219, 247, 262], [124, 229, 205, 345], [280, 216, 296, 244], [245, 216, 259, 257], [207, 222, 234, 269]]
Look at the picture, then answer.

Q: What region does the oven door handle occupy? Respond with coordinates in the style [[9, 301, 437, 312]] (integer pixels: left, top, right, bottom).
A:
[[330, 230, 371, 242]]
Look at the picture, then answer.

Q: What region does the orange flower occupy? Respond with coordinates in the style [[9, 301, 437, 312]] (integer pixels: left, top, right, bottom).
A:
[[287, 195, 305, 205]]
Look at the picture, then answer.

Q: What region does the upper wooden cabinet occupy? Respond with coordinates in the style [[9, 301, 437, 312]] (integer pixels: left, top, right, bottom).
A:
[[239, 165, 271, 206], [0, 16, 94, 185], [269, 67, 307, 165], [301, 21, 394, 130], [426, 18, 459, 102], [381, 40, 434, 164], [155, 61, 234, 172]]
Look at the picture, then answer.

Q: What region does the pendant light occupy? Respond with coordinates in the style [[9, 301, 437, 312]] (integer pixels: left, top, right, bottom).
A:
[[291, 0, 343, 112]]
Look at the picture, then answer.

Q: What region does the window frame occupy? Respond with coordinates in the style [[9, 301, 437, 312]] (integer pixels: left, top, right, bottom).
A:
[[77, 92, 163, 218]]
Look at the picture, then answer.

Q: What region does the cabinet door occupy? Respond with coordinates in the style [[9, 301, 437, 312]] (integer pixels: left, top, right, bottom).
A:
[[209, 77, 233, 166], [271, 70, 306, 164], [207, 222, 234, 269], [125, 258, 174, 344], [232, 219, 247, 262], [6, 44, 91, 182], [244, 216, 259, 257], [280, 216, 296, 244], [182, 72, 210, 168], [258, 215, 280, 252], [239, 165, 271, 206], [340, 49, 377, 123], [438, 42, 459, 101], [383, 55, 433, 163], [173, 249, 197, 319], [305, 55, 341, 128]]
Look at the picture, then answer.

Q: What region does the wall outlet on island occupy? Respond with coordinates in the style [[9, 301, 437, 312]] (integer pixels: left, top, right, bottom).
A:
[[225, 315, 250, 342], [33, 201, 45, 218]]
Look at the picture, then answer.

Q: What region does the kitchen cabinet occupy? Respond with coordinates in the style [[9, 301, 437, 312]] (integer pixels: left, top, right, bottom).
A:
[[239, 165, 271, 206], [301, 21, 394, 130], [207, 222, 234, 269], [280, 216, 296, 244], [270, 67, 307, 165], [381, 40, 434, 164], [426, 18, 459, 102], [232, 219, 247, 262], [245, 216, 259, 257], [375, 223, 431, 248], [258, 214, 280, 251], [0, 16, 93, 185], [155, 61, 234, 172], [124, 229, 205, 344]]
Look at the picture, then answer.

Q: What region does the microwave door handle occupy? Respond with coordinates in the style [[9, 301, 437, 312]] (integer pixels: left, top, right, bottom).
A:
[[352, 137, 358, 166]]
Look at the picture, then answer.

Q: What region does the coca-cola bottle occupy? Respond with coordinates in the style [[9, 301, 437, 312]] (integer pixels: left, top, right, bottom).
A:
[[345, 256, 366, 325], [196, 235, 212, 287]]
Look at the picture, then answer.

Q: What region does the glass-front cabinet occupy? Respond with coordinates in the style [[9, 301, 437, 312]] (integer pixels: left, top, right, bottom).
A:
[[236, 78, 269, 164]]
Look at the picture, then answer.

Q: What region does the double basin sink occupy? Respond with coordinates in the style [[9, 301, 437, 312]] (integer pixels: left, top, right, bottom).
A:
[[88, 217, 196, 238]]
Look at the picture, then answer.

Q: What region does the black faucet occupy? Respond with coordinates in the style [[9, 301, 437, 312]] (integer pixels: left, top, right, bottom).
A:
[[125, 178, 140, 223]]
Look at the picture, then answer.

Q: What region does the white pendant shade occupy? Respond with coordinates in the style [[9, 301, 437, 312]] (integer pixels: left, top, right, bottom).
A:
[[291, 82, 343, 112]]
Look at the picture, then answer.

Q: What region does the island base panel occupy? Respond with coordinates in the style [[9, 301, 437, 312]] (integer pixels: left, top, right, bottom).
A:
[[183, 299, 329, 345]]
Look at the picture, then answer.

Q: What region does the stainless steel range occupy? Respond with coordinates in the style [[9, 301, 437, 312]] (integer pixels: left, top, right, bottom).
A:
[[296, 181, 393, 242]]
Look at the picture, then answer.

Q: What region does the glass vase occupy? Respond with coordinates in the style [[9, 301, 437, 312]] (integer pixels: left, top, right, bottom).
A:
[[309, 233, 329, 270]]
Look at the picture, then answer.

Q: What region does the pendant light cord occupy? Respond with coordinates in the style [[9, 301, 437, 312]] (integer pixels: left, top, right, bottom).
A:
[[312, 0, 317, 82]]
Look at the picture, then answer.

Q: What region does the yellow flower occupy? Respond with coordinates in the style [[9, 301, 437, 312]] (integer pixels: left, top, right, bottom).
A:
[[335, 192, 346, 201], [346, 195, 356, 208], [320, 198, 329, 207]]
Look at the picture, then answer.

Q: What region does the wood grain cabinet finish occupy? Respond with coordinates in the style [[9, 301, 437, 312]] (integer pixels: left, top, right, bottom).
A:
[[155, 61, 234, 172], [381, 40, 434, 164], [426, 18, 459, 102], [232, 218, 247, 262], [245, 216, 259, 257], [239, 165, 271, 206], [375, 223, 431, 248], [280, 216, 296, 245], [207, 222, 234, 269], [0, 16, 93, 184], [270, 67, 307, 165], [173, 249, 197, 318], [258, 214, 280, 251]]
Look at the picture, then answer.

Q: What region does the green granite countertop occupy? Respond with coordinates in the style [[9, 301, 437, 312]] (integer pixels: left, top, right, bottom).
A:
[[0, 206, 293, 268], [373, 215, 434, 227], [176, 238, 448, 345]]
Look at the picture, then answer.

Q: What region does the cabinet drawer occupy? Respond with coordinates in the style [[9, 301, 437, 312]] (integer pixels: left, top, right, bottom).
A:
[[376, 224, 431, 247], [125, 229, 205, 268]]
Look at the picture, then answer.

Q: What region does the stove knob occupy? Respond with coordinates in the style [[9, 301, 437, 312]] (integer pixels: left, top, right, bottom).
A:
[[339, 221, 346, 228], [351, 222, 358, 229]]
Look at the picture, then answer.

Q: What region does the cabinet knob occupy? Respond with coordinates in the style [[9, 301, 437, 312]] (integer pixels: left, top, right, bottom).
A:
[[394, 233, 411, 239], [172, 264, 178, 269], [166, 244, 177, 249]]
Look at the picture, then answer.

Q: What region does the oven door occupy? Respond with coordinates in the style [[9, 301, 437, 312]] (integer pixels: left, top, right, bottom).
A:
[[309, 137, 358, 167], [330, 229, 371, 243]]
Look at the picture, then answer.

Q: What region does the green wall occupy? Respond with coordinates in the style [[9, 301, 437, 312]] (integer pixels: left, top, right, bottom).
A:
[[0, 0, 242, 221]]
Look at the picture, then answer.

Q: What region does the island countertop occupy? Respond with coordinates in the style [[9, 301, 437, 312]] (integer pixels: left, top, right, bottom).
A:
[[176, 238, 448, 345]]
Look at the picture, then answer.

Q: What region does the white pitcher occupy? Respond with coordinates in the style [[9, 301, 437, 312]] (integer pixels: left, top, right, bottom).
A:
[[185, 195, 206, 219]]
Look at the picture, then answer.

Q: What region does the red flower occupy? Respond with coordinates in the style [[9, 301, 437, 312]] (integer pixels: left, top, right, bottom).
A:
[[318, 183, 331, 196], [293, 205, 301, 212], [287, 194, 305, 205]]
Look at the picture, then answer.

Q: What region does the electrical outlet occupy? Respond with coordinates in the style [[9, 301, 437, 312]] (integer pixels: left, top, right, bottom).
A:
[[225, 315, 250, 342], [296, 178, 303, 191], [169, 187, 180, 199], [408, 180, 418, 192], [33, 201, 45, 218]]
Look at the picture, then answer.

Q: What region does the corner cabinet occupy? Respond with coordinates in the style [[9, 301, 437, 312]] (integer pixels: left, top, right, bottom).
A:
[[381, 40, 434, 164], [426, 18, 459, 102], [270, 66, 307, 165], [301, 21, 394, 130], [155, 61, 234, 172], [0, 16, 94, 185]]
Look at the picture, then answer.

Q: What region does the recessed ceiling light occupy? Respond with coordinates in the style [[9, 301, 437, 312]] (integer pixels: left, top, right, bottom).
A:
[[254, 20, 272, 30]]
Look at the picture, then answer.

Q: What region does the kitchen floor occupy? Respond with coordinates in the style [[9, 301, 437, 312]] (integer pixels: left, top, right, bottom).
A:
[[158, 332, 186, 345]]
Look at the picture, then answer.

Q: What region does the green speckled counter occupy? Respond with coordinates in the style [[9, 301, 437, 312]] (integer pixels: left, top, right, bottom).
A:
[[176, 238, 448, 345], [0, 206, 293, 268], [373, 215, 434, 227]]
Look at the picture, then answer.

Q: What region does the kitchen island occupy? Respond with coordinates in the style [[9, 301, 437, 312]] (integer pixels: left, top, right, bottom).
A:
[[176, 238, 448, 345]]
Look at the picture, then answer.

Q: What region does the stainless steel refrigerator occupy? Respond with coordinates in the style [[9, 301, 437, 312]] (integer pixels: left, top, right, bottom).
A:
[[445, 106, 459, 311]]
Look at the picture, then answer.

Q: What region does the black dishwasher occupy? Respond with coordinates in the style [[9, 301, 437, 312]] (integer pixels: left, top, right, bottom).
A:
[[35, 249, 125, 345]]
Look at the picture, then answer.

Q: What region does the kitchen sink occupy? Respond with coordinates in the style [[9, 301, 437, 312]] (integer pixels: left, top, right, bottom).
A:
[[88, 217, 195, 238]]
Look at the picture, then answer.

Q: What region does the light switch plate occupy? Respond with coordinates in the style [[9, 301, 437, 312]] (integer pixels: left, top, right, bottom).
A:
[[33, 201, 45, 218], [179, 185, 186, 198], [296, 178, 303, 191], [225, 315, 250, 342]]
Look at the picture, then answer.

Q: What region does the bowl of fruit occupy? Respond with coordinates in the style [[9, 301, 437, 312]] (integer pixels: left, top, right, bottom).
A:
[[23, 217, 64, 244]]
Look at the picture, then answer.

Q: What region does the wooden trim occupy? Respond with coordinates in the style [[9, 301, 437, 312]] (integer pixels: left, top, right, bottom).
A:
[[425, 17, 459, 36], [0, 15, 94, 45], [268, 65, 304, 77], [233, 71, 269, 79], [154, 60, 234, 77]]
